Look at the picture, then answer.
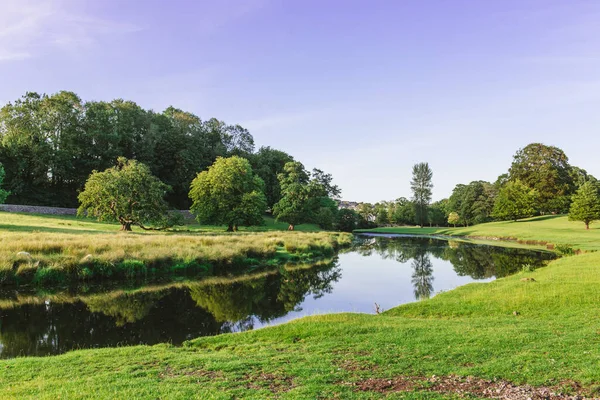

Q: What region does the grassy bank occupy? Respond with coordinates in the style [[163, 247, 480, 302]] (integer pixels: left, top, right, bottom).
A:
[[1, 215, 599, 398], [356, 215, 600, 251], [0, 212, 349, 286]]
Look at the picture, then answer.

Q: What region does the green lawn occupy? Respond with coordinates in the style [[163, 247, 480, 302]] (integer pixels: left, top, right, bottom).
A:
[[1, 215, 599, 399], [0, 211, 321, 234], [356, 215, 600, 251]]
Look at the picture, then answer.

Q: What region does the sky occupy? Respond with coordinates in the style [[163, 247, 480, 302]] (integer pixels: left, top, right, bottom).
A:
[[1, 0, 600, 203]]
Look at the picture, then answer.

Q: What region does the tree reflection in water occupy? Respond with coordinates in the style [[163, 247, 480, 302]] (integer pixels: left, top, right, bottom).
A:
[[411, 253, 434, 300], [351, 235, 555, 300], [0, 260, 341, 358], [0, 238, 555, 358]]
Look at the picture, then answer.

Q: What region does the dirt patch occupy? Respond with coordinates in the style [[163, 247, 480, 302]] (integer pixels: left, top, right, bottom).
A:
[[348, 375, 596, 399], [245, 372, 295, 394]]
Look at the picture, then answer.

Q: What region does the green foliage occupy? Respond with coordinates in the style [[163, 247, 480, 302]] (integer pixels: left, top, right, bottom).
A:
[[273, 162, 340, 230], [78, 158, 176, 231], [335, 208, 359, 232], [410, 162, 433, 227], [448, 181, 496, 226], [250, 146, 294, 208], [189, 156, 267, 231], [507, 143, 573, 213], [428, 199, 449, 227], [391, 197, 416, 225], [492, 180, 537, 221], [0, 91, 297, 209], [568, 181, 600, 229], [554, 243, 575, 256], [0, 163, 9, 203], [447, 212, 460, 227]]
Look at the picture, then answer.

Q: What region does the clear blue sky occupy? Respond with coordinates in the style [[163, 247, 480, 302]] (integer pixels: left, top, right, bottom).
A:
[[1, 0, 599, 203]]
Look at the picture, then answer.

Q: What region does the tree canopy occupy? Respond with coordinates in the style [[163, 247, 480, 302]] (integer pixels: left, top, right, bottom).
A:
[[189, 156, 267, 231], [78, 158, 180, 231], [410, 162, 433, 227], [250, 147, 295, 209], [0, 91, 291, 209], [492, 180, 537, 222], [0, 163, 10, 204], [507, 143, 573, 213], [273, 162, 340, 230], [568, 181, 600, 230]]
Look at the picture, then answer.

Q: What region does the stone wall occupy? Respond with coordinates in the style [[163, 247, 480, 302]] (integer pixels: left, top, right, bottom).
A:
[[0, 204, 195, 220], [0, 204, 77, 215]]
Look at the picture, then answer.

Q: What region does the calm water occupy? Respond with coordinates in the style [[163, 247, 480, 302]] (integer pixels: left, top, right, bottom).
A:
[[0, 235, 555, 358]]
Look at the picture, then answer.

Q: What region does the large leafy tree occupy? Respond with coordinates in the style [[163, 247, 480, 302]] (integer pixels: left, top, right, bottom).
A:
[[0, 163, 10, 203], [0, 92, 53, 205], [78, 158, 179, 231], [251, 146, 295, 209], [508, 143, 573, 213], [410, 162, 433, 227], [492, 180, 537, 222], [189, 156, 267, 232], [448, 181, 496, 226], [273, 162, 312, 231], [568, 181, 600, 230], [273, 162, 340, 230]]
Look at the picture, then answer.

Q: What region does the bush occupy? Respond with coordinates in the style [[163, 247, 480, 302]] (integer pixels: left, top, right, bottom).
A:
[[555, 244, 575, 256]]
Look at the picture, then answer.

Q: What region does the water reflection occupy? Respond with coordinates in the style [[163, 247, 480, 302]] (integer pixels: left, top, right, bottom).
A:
[[0, 236, 555, 358], [411, 253, 434, 300]]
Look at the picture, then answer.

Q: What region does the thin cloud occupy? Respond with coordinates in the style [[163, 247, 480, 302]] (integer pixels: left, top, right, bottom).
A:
[[0, 0, 141, 62]]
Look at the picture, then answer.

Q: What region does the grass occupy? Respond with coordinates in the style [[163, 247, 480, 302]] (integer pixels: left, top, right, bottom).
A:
[[0, 212, 349, 286], [356, 214, 600, 251], [0, 214, 599, 398]]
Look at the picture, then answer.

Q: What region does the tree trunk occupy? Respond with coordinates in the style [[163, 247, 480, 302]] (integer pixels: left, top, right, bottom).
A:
[[586, 222, 590, 230], [227, 224, 234, 232], [288, 224, 295, 231], [233, 225, 239, 232], [121, 222, 132, 231]]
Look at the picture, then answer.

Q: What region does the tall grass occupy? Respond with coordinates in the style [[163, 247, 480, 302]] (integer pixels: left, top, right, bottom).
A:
[[0, 230, 351, 286]]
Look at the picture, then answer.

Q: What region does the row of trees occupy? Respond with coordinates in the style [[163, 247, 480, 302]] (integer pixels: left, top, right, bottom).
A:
[[0, 91, 298, 209], [355, 144, 599, 229], [446, 144, 599, 228], [75, 155, 347, 231]]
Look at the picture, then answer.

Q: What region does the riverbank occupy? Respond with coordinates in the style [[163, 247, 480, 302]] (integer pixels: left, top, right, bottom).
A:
[[356, 215, 600, 251], [1, 215, 599, 398], [0, 212, 350, 286]]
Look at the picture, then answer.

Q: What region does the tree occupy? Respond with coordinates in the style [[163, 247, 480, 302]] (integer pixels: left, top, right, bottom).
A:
[[448, 181, 496, 226], [410, 162, 433, 227], [273, 162, 340, 230], [508, 143, 573, 213], [273, 162, 311, 231], [189, 156, 267, 232], [447, 212, 460, 227], [568, 181, 600, 230], [251, 146, 294, 209], [492, 180, 537, 222], [78, 158, 179, 231], [356, 202, 376, 223], [391, 198, 416, 225], [0, 163, 10, 203], [336, 209, 359, 232], [428, 199, 449, 227]]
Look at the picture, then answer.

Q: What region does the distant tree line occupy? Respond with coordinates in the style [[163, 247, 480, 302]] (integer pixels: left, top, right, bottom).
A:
[[356, 143, 600, 230]]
